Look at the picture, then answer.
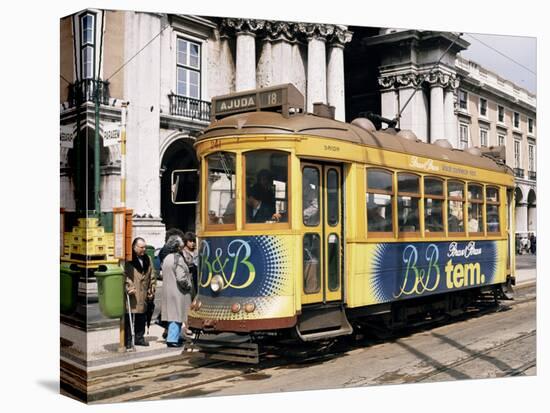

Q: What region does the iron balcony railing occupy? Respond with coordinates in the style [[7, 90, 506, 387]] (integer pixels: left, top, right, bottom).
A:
[[514, 168, 525, 178], [168, 94, 211, 121], [529, 170, 536, 180], [67, 79, 110, 107]]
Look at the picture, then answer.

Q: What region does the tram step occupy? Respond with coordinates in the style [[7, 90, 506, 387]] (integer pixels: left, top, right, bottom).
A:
[[296, 305, 353, 342], [194, 333, 260, 364]]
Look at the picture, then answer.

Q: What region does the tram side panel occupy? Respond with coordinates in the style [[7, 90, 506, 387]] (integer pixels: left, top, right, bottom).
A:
[[346, 239, 508, 308]]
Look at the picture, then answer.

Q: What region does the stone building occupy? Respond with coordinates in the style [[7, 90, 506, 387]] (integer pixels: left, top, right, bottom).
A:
[[454, 56, 536, 237], [59, 10, 536, 248]]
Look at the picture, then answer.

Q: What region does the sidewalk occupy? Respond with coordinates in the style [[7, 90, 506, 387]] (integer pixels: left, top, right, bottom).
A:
[[515, 266, 536, 287], [60, 266, 537, 376]]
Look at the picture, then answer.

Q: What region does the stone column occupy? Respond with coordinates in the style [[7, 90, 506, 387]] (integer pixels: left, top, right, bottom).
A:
[[327, 26, 352, 121], [381, 73, 426, 139], [307, 35, 327, 112], [262, 21, 298, 86], [430, 83, 444, 143], [516, 202, 528, 235], [236, 32, 256, 91], [444, 88, 457, 146], [222, 19, 265, 92], [298, 24, 334, 112], [528, 204, 537, 232]]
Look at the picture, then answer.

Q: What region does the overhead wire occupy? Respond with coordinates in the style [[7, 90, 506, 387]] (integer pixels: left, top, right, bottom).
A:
[[463, 33, 536, 77]]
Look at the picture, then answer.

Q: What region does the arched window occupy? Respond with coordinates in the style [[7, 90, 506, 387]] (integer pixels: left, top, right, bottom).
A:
[[366, 169, 393, 234]]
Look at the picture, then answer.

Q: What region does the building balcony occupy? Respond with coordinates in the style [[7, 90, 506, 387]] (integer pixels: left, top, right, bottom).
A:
[[67, 79, 110, 108], [168, 94, 211, 122], [529, 170, 536, 180], [514, 168, 525, 178]]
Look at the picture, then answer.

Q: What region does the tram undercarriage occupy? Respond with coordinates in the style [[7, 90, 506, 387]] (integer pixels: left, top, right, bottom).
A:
[[189, 278, 515, 364]]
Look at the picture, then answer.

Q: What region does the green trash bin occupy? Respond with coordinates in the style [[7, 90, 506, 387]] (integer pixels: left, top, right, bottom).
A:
[[60, 262, 80, 314], [95, 263, 125, 319]]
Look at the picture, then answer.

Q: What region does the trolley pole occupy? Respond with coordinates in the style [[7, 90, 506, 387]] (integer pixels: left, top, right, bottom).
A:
[[118, 101, 129, 352]]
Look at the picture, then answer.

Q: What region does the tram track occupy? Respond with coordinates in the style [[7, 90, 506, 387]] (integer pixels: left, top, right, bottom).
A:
[[410, 329, 536, 383], [74, 289, 535, 403]]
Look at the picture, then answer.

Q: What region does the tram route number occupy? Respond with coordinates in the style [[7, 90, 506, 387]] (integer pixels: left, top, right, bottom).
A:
[[324, 145, 340, 152], [209, 139, 222, 149]]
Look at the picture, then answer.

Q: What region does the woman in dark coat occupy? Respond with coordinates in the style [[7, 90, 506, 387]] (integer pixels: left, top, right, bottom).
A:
[[161, 235, 193, 347], [124, 237, 156, 348]]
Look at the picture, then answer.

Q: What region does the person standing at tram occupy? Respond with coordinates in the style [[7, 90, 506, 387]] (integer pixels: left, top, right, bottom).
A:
[[181, 231, 199, 299], [124, 237, 156, 348], [529, 233, 536, 254], [161, 235, 193, 347]]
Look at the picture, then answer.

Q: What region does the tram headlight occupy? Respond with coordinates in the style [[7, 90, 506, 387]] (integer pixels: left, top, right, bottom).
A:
[[244, 303, 256, 313], [210, 275, 224, 293]]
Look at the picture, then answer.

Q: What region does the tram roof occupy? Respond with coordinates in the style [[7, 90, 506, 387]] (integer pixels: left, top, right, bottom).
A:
[[198, 111, 511, 175]]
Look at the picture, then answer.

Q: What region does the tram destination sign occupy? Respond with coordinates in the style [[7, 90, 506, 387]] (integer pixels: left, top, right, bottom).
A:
[[211, 84, 304, 120]]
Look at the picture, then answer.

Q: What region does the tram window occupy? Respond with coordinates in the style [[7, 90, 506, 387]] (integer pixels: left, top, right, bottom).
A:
[[206, 152, 236, 225], [398, 173, 420, 233], [367, 193, 393, 232], [424, 177, 444, 233], [425, 199, 444, 232], [367, 169, 393, 233], [425, 177, 444, 195], [486, 187, 499, 203], [327, 169, 339, 226], [367, 169, 393, 191], [303, 167, 320, 226], [327, 234, 340, 291], [245, 151, 289, 224], [448, 181, 464, 233], [468, 184, 483, 233], [487, 186, 500, 232], [303, 233, 321, 294]]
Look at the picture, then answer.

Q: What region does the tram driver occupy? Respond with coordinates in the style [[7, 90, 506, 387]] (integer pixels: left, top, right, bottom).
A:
[[246, 187, 282, 223]]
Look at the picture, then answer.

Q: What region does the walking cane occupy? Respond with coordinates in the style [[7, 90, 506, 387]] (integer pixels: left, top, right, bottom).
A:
[[126, 292, 136, 351]]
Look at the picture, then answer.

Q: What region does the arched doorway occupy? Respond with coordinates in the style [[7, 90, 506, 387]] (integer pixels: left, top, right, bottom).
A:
[[160, 137, 199, 232]]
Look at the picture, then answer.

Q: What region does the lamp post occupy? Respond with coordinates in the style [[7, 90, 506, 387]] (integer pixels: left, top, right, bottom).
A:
[[94, 83, 101, 218]]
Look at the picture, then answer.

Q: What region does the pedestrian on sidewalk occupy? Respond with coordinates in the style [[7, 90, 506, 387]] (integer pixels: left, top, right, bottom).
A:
[[529, 233, 536, 254], [156, 228, 185, 339], [158, 228, 185, 266], [181, 232, 199, 298], [124, 237, 156, 349], [161, 235, 193, 347]]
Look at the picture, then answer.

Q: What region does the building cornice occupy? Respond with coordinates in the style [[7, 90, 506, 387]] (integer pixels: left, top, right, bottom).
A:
[[457, 68, 536, 115]]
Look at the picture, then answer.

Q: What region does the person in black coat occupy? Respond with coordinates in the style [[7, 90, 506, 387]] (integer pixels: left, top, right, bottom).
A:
[[246, 187, 278, 223]]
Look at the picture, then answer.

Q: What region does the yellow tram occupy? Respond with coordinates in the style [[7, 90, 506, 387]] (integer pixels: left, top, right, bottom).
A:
[[187, 84, 516, 362]]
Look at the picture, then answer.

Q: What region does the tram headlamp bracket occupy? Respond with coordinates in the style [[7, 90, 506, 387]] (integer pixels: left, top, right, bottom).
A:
[[210, 275, 224, 293]]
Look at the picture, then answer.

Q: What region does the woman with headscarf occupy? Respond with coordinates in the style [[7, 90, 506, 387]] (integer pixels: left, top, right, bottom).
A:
[[160, 235, 193, 347]]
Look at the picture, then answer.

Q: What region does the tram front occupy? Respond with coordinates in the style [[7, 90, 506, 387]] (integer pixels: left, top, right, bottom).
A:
[[187, 147, 299, 343]]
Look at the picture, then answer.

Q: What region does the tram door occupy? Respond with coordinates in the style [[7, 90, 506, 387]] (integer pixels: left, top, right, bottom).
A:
[[301, 162, 343, 305]]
